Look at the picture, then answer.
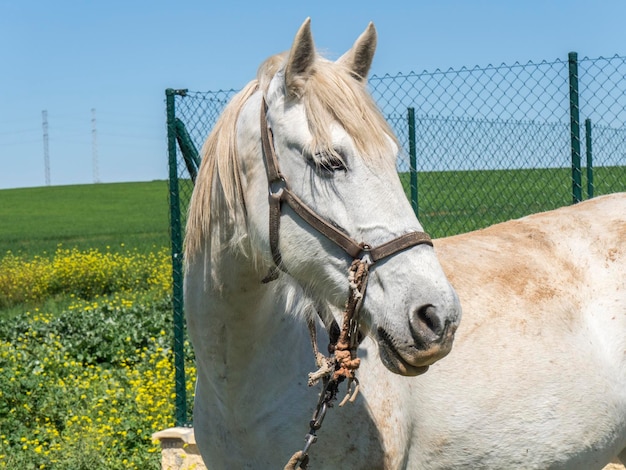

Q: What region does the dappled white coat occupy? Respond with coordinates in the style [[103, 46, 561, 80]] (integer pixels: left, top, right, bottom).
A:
[[187, 193, 626, 469], [184, 17, 626, 470], [411, 193, 626, 468]]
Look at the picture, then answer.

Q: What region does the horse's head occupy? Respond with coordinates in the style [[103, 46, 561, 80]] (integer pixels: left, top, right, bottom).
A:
[[189, 18, 461, 376]]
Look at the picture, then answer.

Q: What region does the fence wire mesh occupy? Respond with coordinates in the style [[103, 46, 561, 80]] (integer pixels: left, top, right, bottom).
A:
[[371, 54, 625, 236], [166, 53, 626, 424]]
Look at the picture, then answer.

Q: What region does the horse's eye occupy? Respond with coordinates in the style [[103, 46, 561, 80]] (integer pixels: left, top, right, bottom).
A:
[[314, 151, 347, 174]]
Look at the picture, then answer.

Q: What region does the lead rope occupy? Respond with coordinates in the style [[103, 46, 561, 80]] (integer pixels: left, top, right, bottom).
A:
[[284, 258, 371, 470]]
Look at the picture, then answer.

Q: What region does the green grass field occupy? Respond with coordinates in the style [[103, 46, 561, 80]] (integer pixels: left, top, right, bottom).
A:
[[400, 166, 626, 238], [0, 181, 171, 256], [0, 166, 623, 256]]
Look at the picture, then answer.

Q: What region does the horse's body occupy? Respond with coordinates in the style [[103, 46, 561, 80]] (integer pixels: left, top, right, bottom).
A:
[[410, 194, 626, 469], [184, 18, 626, 469]]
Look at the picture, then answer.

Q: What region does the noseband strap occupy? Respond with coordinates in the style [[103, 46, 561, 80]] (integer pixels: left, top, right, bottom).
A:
[[260, 98, 433, 280]]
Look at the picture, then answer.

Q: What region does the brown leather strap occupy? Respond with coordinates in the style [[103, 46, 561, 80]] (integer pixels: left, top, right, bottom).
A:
[[368, 231, 433, 262], [259, 97, 433, 273], [260, 101, 283, 184], [281, 189, 364, 259], [268, 192, 284, 267], [261, 100, 287, 274]]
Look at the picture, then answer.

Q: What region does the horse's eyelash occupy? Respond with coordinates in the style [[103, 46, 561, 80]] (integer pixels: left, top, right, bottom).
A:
[[307, 150, 348, 173]]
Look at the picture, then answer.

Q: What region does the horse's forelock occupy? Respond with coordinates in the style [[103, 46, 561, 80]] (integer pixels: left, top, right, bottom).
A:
[[302, 59, 397, 166], [260, 52, 397, 164]]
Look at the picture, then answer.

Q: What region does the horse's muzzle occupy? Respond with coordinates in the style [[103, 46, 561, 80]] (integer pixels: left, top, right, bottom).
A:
[[376, 306, 458, 376]]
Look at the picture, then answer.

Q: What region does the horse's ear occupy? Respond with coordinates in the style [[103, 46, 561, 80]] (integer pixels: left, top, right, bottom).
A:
[[337, 22, 377, 82], [285, 18, 315, 98]]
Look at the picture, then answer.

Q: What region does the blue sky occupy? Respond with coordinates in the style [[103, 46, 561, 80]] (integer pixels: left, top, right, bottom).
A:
[[1, 0, 624, 190]]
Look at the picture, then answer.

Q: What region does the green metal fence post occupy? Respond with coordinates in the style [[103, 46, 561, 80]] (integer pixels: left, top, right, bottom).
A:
[[407, 107, 419, 217], [584, 118, 594, 199], [166, 88, 188, 427], [568, 52, 582, 204]]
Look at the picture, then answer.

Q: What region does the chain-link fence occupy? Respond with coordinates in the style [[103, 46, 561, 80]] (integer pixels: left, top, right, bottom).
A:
[[166, 52, 626, 425], [373, 53, 626, 236]]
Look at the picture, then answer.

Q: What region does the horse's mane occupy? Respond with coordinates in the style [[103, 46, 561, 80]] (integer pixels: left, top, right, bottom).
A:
[[184, 51, 397, 269], [184, 80, 259, 265]]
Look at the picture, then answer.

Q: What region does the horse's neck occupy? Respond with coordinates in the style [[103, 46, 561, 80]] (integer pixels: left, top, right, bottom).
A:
[[190, 256, 314, 416], [188, 254, 412, 467]]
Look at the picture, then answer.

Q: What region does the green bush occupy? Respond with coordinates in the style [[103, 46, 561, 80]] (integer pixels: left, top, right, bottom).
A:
[[0, 247, 172, 310], [0, 250, 195, 469]]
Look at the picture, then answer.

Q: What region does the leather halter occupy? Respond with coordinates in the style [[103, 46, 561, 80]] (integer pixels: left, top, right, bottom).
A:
[[260, 97, 434, 469], [259, 97, 433, 281]]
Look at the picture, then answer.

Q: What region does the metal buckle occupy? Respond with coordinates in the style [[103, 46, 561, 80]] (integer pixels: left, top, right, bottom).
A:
[[359, 244, 373, 265], [269, 176, 288, 198]]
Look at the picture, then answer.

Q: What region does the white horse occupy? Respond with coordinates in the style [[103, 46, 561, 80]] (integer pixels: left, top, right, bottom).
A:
[[184, 18, 626, 469]]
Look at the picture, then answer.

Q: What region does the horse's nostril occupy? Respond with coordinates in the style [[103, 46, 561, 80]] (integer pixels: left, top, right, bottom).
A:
[[412, 304, 444, 340]]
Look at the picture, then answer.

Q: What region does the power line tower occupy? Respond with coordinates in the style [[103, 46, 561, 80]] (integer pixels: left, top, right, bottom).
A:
[[91, 108, 100, 183], [42, 110, 50, 186]]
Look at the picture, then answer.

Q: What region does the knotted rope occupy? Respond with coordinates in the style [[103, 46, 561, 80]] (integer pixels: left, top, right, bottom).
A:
[[285, 258, 370, 470], [333, 259, 369, 404]]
